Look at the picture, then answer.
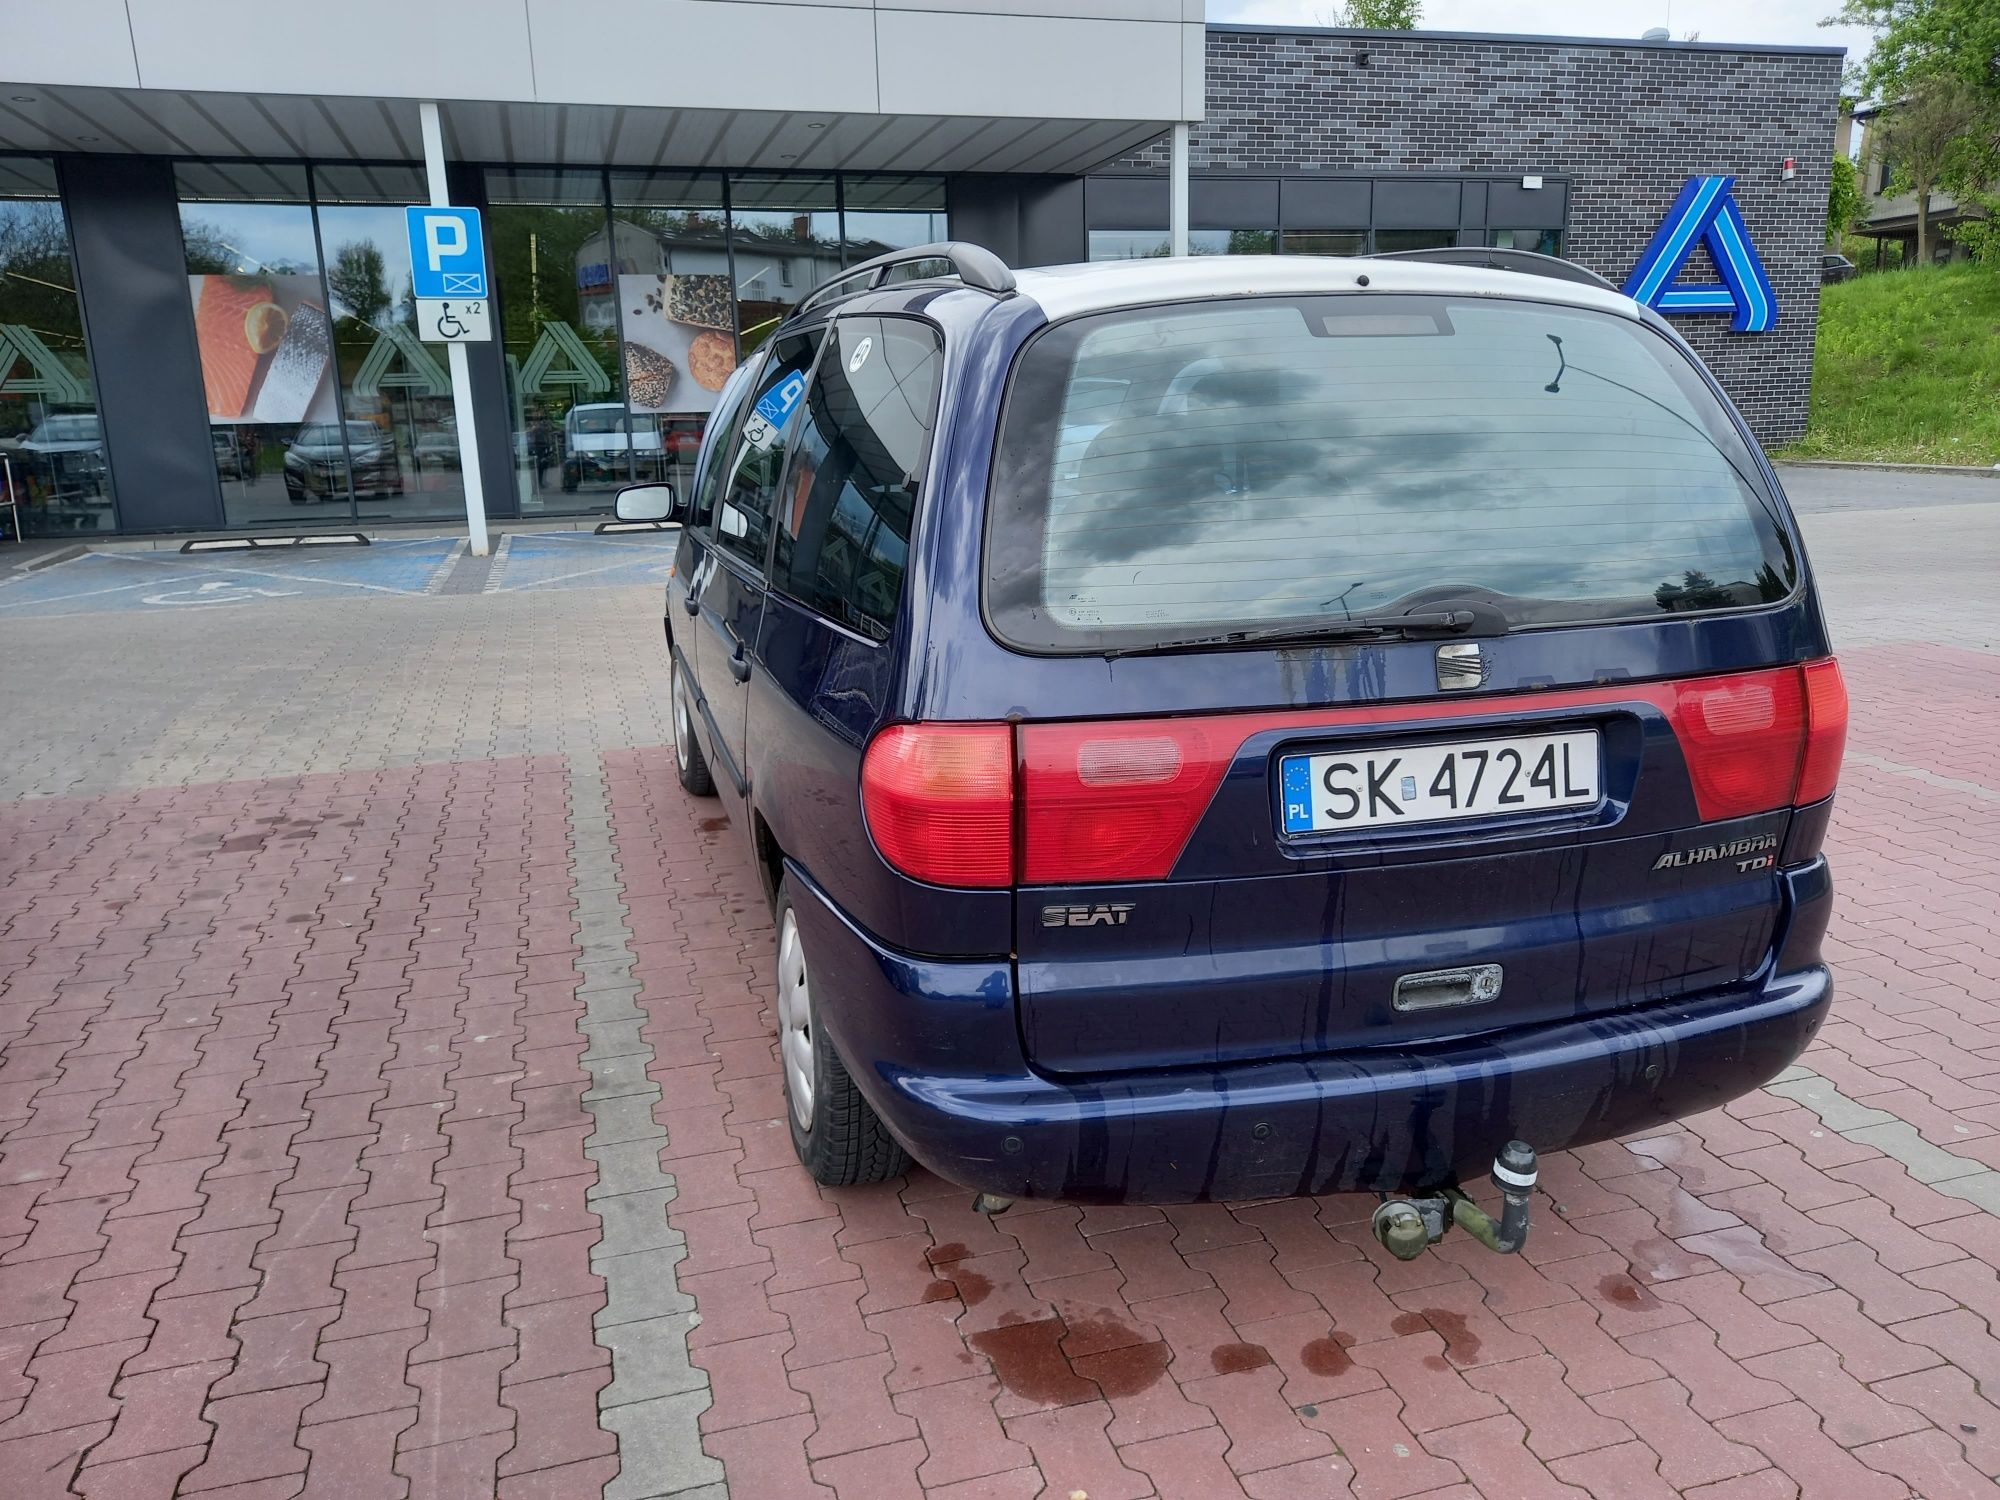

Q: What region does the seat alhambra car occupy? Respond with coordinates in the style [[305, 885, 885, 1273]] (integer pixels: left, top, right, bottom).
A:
[[636, 243, 1845, 1219]]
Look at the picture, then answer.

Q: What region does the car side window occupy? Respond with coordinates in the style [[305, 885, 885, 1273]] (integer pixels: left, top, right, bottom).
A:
[[689, 355, 762, 534], [770, 317, 943, 641], [711, 332, 821, 573]]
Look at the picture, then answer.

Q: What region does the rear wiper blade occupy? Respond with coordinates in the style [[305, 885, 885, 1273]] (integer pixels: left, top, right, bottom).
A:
[[1102, 610, 1477, 660]]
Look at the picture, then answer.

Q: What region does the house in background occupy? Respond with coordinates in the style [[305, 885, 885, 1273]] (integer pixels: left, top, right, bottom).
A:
[[1844, 104, 1989, 267]]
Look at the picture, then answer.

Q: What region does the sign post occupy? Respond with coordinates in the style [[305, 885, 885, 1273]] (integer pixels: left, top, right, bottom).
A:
[[413, 105, 490, 557]]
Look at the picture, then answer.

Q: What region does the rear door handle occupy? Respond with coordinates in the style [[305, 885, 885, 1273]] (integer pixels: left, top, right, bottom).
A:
[[681, 592, 700, 616], [726, 648, 752, 683]]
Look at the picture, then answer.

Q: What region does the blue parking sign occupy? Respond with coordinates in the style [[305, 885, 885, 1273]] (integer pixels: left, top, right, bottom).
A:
[[405, 206, 487, 300]]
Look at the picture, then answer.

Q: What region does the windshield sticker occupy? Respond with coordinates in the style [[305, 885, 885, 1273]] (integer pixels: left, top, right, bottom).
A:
[[744, 368, 807, 450]]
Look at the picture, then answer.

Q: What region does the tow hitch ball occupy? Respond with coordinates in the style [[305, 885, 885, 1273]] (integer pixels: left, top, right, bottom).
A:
[[1370, 1141, 1539, 1261]]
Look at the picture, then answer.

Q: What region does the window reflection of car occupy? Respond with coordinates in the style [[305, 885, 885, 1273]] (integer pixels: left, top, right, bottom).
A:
[[211, 427, 248, 482], [284, 421, 403, 503], [414, 423, 462, 471], [562, 402, 665, 492], [22, 414, 107, 477]]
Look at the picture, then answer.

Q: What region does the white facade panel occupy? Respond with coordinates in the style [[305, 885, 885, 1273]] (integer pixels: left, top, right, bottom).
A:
[[876, 0, 1182, 21], [0, 1, 141, 88], [526, 0, 880, 114], [875, 13, 1189, 121], [126, 0, 537, 98]]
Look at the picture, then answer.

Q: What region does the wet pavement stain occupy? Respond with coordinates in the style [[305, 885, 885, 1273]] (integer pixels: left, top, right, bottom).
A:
[[696, 816, 729, 833], [927, 1241, 970, 1266], [1300, 1331, 1357, 1377], [1074, 1338, 1171, 1398], [1598, 1273, 1662, 1310], [968, 1317, 1098, 1405], [1391, 1308, 1483, 1365], [1210, 1341, 1275, 1375]]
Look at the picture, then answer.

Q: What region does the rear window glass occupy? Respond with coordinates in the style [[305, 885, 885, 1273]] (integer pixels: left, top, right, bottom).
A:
[[984, 294, 1798, 653]]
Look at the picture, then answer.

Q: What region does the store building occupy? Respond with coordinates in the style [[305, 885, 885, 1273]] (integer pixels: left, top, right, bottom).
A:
[[0, 9, 1840, 540]]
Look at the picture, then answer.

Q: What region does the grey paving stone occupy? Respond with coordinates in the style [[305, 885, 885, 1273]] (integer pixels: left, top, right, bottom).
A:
[[602, 1391, 723, 1499], [1765, 1072, 1898, 1133], [598, 1314, 708, 1407], [595, 1244, 699, 1326]]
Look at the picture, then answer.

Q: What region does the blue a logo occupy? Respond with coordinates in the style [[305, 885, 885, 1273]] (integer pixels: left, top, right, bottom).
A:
[[1623, 176, 1776, 333]]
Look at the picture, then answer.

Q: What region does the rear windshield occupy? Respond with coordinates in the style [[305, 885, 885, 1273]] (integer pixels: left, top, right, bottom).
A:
[[984, 294, 1798, 653]]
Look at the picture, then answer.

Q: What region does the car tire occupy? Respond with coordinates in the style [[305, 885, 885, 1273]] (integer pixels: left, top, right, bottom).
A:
[[671, 656, 716, 797], [775, 879, 911, 1187]]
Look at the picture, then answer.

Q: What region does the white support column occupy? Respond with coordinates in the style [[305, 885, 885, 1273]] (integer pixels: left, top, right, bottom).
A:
[[1169, 122, 1191, 258], [419, 100, 490, 558]]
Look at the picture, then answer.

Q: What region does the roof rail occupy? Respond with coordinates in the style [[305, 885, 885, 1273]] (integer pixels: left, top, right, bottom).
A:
[[1365, 245, 1618, 293], [792, 241, 1015, 317]]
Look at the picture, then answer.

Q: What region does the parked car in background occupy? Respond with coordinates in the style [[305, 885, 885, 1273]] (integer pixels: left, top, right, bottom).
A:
[[22, 413, 107, 481], [642, 245, 1846, 1254], [562, 403, 663, 491], [284, 421, 402, 503], [1821, 252, 1857, 284]]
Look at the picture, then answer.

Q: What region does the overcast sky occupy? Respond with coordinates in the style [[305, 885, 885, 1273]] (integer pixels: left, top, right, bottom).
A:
[[1207, 0, 1875, 70]]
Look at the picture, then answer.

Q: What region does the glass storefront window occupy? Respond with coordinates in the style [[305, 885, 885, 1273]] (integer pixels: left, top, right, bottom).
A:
[[1374, 228, 1458, 253], [728, 175, 839, 352], [1280, 231, 1367, 256], [177, 164, 339, 526], [1493, 228, 1564, 256], [841, 175, 947, 263], [487, 168, 624, 514], [1088, 230, 1170, 261], [313, 164, 465, 524], [0, 157, 115, 536], [610, 171, 736, 505]]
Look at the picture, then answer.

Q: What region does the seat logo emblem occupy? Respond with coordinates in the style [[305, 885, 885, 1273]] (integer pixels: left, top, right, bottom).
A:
[[1623, 175, 1777, 333], [1436, 642, 1485, 691], [1041, 903, 1135, 929]]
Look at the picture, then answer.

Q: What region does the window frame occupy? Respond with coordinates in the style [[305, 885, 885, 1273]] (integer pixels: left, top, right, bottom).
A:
[[687, 351, 766, 537], [707, 325, 828, 578], [763, 311, 947, 645]]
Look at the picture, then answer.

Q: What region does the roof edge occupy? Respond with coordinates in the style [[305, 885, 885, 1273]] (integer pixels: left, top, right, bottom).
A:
[[1204, 22, 1847, 59]]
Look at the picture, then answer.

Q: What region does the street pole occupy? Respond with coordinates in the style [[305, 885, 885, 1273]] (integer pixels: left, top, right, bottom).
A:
[[418, 100, 490, 558], [1170, 122, 1190, 258]]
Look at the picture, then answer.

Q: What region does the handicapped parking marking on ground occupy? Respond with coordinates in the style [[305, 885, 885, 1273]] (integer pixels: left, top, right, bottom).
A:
[[486, 530, 678, 594], [0, 537, 462, 618]]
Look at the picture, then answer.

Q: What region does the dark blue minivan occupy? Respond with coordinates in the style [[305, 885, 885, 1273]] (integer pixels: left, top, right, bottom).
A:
[[636, 242, 1846, 1229]]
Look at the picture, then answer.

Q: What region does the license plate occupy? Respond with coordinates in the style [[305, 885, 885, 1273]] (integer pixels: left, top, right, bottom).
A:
[[1280, 729, 1600, 835]]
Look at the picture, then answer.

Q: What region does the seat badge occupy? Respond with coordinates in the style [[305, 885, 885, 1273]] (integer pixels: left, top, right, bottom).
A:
[[1041, 903, 1135, 929], [1436, 641, 1486, 691]]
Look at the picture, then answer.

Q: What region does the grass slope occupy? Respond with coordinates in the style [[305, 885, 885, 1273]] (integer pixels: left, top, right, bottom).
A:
[[1778, 261, 2000, 466]]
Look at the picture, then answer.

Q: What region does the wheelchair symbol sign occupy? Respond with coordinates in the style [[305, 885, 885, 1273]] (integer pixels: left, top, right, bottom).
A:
[[416, 299, 492, 343]]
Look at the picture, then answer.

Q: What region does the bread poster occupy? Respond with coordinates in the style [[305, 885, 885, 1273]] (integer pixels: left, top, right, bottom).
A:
[[188, 273, 337, 426], [619, 274, 738, 416]]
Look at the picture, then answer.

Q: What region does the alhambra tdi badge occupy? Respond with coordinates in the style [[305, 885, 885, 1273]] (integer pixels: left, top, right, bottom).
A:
[[1654, 833, 1780, 872]]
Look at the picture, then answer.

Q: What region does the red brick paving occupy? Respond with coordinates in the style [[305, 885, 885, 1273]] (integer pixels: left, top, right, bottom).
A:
[[0, 760, 608, 1499], [2, 643, 1999, 1497]]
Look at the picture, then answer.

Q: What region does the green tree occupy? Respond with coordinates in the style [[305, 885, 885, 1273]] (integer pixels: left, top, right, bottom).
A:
[[1831, 0, 2000, 103], [1335, 0, 1421, 29], [1871, 74, 1991, 261], [327, 241, 391, 327], [1828, 152, 1865, 244]]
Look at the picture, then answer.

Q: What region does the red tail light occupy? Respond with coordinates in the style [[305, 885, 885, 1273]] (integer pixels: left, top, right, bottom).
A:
[[862, 656, 1847, 890], [1797, 658, 1848, 804], [1020, 721, 1233, 883], [1669, 659, 1845, 821], [860, 724, 1013, 888]]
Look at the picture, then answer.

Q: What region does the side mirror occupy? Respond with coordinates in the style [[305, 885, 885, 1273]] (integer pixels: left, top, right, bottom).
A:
[[614, 482, 679, 523]]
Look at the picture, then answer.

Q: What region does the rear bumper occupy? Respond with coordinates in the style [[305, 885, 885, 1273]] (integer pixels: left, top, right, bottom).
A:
[[788, 860, 1834, 1203]]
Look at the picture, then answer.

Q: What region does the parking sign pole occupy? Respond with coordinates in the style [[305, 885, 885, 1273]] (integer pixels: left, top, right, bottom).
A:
[[419, 101, 490, 558]]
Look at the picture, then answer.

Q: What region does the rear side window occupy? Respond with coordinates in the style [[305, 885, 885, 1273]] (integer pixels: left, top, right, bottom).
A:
[[772, 318, 942, 640], [712, 331, 821, 572], [985, 294, 1798, 653]]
